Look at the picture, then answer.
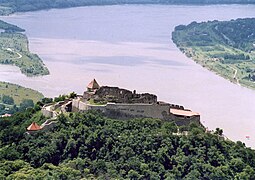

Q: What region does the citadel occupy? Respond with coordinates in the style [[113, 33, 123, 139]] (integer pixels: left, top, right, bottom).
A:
[[27, 79, 201, 133], [36, 79, 200, 129]]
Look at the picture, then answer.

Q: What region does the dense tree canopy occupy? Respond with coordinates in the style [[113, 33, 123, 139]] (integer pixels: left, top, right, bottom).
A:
[[0, 107, 255, 179]]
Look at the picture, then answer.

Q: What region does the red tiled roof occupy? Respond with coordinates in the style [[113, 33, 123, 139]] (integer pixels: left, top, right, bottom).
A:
[[170, 108, 199, 117], [27, 122, 42, 131], [87, 79, 100, 89], [1, 113, 12, 117]]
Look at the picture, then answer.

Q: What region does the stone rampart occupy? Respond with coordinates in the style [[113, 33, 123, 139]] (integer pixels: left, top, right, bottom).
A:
[[102, 103, 169, 119], [168, 113, 200, 126], [71, 96, 200, 126], [72, 98, 89, 112], [41, 108, 53, 118], [40, 119, 57, 131]]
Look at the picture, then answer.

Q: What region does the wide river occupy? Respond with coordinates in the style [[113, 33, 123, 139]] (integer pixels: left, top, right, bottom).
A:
[[1, 5, 255, 147]]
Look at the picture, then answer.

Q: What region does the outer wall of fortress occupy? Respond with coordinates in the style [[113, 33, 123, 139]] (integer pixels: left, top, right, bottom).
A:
[[72, 98, 200, 126]]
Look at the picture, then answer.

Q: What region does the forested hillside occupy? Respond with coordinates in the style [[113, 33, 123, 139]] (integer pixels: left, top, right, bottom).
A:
[[0, 0, 255, 15], [0, 107, 255, 179], [172, 18, 255, 90]]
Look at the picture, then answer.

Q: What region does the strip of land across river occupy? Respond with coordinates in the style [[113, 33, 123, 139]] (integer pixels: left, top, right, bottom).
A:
[[172, 18, 255, 90], [1, 0, 255, 15], [0, 20, 49, 77]]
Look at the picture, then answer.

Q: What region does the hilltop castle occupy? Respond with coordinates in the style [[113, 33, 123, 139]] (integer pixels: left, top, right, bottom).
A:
[[70, 79, 200, 126], [39, 79, 200, 128]]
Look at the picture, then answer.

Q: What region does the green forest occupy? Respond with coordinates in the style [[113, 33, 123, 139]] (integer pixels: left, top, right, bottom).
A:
[[0, 20, 49, 76], [0, 104, 255, 179], [172, 18, 255, 90], [0, 0, 255, 15]]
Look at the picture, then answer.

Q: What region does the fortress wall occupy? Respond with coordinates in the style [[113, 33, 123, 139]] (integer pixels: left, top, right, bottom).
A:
[[78, 101, 88, 111], [169, 114, 200, 126], [71, 98, 200, 126], [41, 121, 57, 131], [41, 109, 53, 118], [87, 104, 107, 112], [53, 101, 64, 110], [102, 103, 170, 119], [169, 104, 184, 110], [72, 99, 88, 112], [72, 99, 80, 112]]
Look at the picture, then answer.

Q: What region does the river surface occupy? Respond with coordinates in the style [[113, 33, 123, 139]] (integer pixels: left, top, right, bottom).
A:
[[1, 5, 255, 147]]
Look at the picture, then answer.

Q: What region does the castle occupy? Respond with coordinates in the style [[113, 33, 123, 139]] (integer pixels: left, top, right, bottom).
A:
[[71, 79, 200, 126], [34, 79, 201, 133]]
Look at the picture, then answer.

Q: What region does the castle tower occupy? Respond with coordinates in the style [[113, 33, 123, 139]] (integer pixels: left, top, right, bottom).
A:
[[27, 122, 42, 134], [87, 79, 100, 92]]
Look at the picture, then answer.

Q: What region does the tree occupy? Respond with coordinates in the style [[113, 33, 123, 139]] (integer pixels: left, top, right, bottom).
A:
[[69, 92, 77, 99], [127, 170, 140, 179], [54, 95, 66, 102], [2, 95, 14, 105], [19, 99, 34, 111], [41, 97, 53, 104], [214, 128, 223, 136], [1, 110, 255, 179], [185, 169, 201, 179]]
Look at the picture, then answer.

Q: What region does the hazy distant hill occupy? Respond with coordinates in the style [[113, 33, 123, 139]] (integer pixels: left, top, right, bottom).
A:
[[0, 0, 255, 15]]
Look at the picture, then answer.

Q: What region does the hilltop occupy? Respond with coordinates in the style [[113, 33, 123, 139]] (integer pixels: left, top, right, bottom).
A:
[[0, 0, 255, 15], [172, 18, 255, 90], [0, 107, 255, 179], [0, 81, 255, 179]]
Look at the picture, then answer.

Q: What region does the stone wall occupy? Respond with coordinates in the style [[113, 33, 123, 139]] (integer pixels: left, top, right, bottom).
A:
[[102, 103, 170, 119], [169, 104, 185, 110], [72, 98, 88, 112], [41, 108, 53, 118], [71, 98, 200, 126], [168, 113, 200, 126], [40, 119, 57, 131]]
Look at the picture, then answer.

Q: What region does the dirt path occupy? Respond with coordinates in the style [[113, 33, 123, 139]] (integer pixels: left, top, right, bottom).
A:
[[230, 66, 240, 85], [6, 48, 22, 59]]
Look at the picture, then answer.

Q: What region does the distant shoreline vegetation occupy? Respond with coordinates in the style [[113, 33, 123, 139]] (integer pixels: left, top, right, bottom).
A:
[[172, 18, 255, 90], [0, 20, 49, 76], [0, 81, 44, 115], [0, 0, 255, 15]]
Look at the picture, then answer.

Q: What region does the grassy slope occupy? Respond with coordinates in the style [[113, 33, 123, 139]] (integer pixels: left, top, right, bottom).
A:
[[0, 81, 43, 105], [172, 18, 255, 89]]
